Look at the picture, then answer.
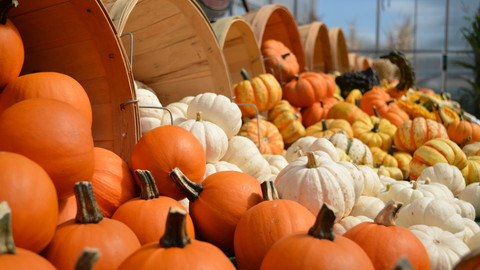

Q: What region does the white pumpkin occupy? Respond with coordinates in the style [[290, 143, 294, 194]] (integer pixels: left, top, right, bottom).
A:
[[466, 231, 480, 250], [284, 136, 317, 162], [396, 197, 465, 240], [463, 142, 480, 157], [135, 82, 164, 135], [417, 163, 466, 196], [379, 175, 399, 187], [177, 112, 228, 164], [358, 165, 382, 197], [388, 180, 455, 205], [308, 138, 340, 162], [203, 161, 242, 181], [257, 174, 277, 183], [454, 199, 476, 220], [349, 196, 385, 220], [336, 147, 351, 162], [323, 132, 373, 165], [160, 102, 189, 125], [408, 225, 470, 270], [377, 181, 411, 203], [186, 93, 242, 139], [334, 216, 373, 236], [338, 161, 364, 204], [178, 96, 194, 105], [463, 218, 480, 243], [221, 136, 270, 179], [459, 183, 480, 218], [264, 154, 288, 172], [274, 152, 356, 222]]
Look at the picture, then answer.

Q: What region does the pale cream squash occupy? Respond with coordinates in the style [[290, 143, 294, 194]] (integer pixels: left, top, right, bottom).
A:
[[160, 102, 189, 126], [377, 181, 411, 203], [264, 154, 288, 173], [285, 137, 339, 163], [458, 183, 480, 218], [338, 161, 365, 204], [463, 142, 480, 157], [203, 161, 242, 181], [337, 147, 351, 162], [349, 196, 385, 220], [178, 96, 194, 105], [284, 136, 317, 162], [358, 165, 382, 197], [334, 215, 373, 236], [454, 199, 476, 220], [463, 218, 480, 243], [417, 163, 466, 197], [466, 231, 480, 251], [388, 180, 455, 205], [135, 81, 164, 135], [256, 174, 277, 183], [323, 131, 373, 165]]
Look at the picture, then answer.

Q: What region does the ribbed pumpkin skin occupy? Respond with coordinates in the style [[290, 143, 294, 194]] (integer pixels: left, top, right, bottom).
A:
[[239, 119, 284, 155], [0, 19, 24, 92], [57, 196, 76, 225], [352, 116, 397, 151], [189, 171, 263, 256], [463, 142, 480, 157], [0, 152, 58, 254], [233, 73, 282, 117], [360, 86, 398, 116], [260, 232, 374, 270], [410, 138, 468, 180], [0, 248, 57, 270], [383, 107, 409, 128], [131, 125, 206, 200], [283, 72, 326, 107], [117, 240, 236, 270], [0, 99, 95, 200], [344, 222, 431, 270], [0, 72, 92, 124], [370, 147, 398, 168], [268, 100, 306, 145], [326, 102, 369, 125], [462, 156, 480, 185], [393, 117, 449, 154], [301, 98, 339, 128], [445, 120, 480, 146], [42, 218, 141, 270], [305, 118, 353, 138], [321, 74, 336, 97], [234, 200, 316, 270], [261, 39, 299, 82]]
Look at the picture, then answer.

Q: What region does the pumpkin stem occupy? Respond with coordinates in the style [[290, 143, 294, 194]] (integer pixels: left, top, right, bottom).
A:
[[170, 168, 203, 202], [375, 162, 382, 169], [386, 184, 391, 192], [74, 182, 103, 224], [308, 204, 336, 241], [412, 181, 418, 190], [294, 74, 300, 81], [424, 178, 431, 185], [261, 181, 279, 201], [74, 248, 101, 270], [0, 0, 18, 25], [240, 68, 251, 81], [320, 100, 324, 108], [371, 121, 381, 133], [461, 136, 472, 149], [196, 111, 203, 122], [281, 52, 292, 59], [355, 98, 361, 108], [0, 201, 15, 255], [294, 146, 306, 157], [373, 106, 381, 118], [391, 256, 414, 270], [388, 145, 396, 156], [321, 119, 328, 131], [135, 170, 160, 200], [386, 99, 397, 105], [159, 207, 191, 248], [373, 200, 403, 226], [306, 151, 320, 168]]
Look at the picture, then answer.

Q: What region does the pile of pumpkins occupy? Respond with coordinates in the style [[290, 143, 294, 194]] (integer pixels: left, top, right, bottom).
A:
[[3, 5, 480, 270]]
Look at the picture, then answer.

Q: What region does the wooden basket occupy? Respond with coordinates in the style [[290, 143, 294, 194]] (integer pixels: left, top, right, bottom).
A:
[[348, 53, 359, 72], [212, 16, 266, 85], [328, 27, 350, 74], [243, 4, 306, 72], [357, 56, 373, 70], [298, 21, 333, 73], [9, 0, 139, 165], [104, 0, 233, 105]]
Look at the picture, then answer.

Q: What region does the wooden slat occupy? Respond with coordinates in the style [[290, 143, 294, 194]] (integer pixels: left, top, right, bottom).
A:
[[91, 104, 114, 141], [120, 0, 180, 33], [79, 77, 112, 105], [9, 0, 68, 16]]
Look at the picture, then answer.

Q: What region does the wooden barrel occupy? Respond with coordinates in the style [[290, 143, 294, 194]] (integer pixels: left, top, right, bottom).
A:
[[104, 0, 233, 105], [212, 16, 266, 85], [298, 21, 333, 73], [348, 53, 359, 72], [328, 27, 350, 74], [243, 4, 306, 72], [9, 0, 139, 165]]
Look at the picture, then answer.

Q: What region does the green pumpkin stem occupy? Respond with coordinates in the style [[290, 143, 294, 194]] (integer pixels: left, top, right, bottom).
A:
[[375, 162, 381, 169], [374, 200, 403, 226], [461, 136, 472, 149], [308, 204, 336, 241], [281, 52, 292, 59], [74, 182, 103, 224], [321, 119, 328, 131], [306, 151, 320, 168], [160, 207, 191, 248], [240, 68, 251, 81], [391, 257, 414, 270], [293, 113, 300, 121], [294, 74, 300, 81], [195, 112, 203, 122], [74, 248, 101, 270], [261, 181, 279, 201], [371, 121, 380, 133], [388, 145, 396, 156], [0, 0, 18, 25], [0, 201, 15, 255], [135, 170, 160, 200], [386, 99, 397, 105], [170, 168, 203, 202], [320, 100, 324, 108], [355, 98, 361, 108], [386, 184, 391, 192], [373, 106, 381, 118]]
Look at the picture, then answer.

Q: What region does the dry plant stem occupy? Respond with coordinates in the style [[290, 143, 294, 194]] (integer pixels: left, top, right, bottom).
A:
[[74, 181, 103, 224], [0, 201, 15, 255], [159, 207, 191, 248], [355, 98, 361, 108], [0, 0, 18, 25], [371, 121, 381, 133], [170, 168, 203, 202], [261, 181, 279, 201], [373, 105, 381, 118], [374, 200, 403, 226], [308, 204, 336, 241], [391, 256, 414, 270], [461, 136, 473, 149], [196, 112, 203, 122], [321, 119, 328, 131], [306, 151, 320, 168], [135, 170, 160, 200], [74, 248, 101, 270], [386, 99, 397, 105], [240, 68, 251, 81], [388, 145, 396, 155]]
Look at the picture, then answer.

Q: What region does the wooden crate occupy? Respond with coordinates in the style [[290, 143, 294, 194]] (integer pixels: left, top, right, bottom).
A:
[[212, 16, 265, 85], [9, 0, 139, 165], [298, 21, 333, 73], [328, 27, 350, 74]]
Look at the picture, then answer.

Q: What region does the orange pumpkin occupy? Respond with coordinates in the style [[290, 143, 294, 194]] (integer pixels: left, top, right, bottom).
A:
[[233, 69, 282, 117], [382, 106, 409, 128], [393, 117, 449, 154], [301, 101, 324, 128], [445, 120, 480, 146], [234, 182, 316, 270], [170, 169, 262, 256], [0, 0, 24, 92], [360, 86, 400, 117], [322, 97, 340, 118], [42, 182, 141, 270], [268, 100, 306, 145], [0, 201, 57, 270], [262, 39, 299, 82], [117, 207, 236, 270], [131, 125, 206, 200], [344, 200, 431, 269], [57, 196, 76, 226], [260, 204, 375, 270], [326, 102, 369, 125], [321, 73, 336, 98], [239, 118, 284, 155], [90, 147, 136, 218], [0, 152, 58, 254], [112, 170, 195, 245], [0, 98, 95, 200], [0, 72, 93, 124], [283, 72, 327, 107], [305, 118, 354, 138]]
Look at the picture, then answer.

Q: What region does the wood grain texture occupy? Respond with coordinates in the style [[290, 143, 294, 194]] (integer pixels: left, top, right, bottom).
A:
[[299, 22, 333, 73], [328, 27, 350, 74]]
